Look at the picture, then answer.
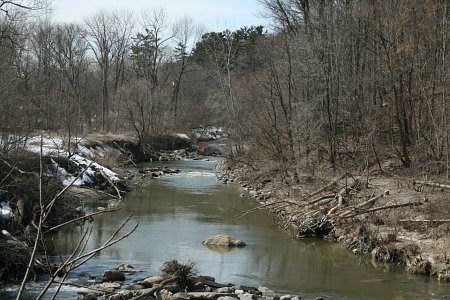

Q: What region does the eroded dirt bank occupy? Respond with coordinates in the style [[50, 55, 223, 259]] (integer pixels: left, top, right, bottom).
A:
[[217, 159, 450, 282]]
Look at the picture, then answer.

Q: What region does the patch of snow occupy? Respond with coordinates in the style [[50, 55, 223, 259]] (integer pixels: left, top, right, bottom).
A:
[[0, 202, 13, 221], [27, 135, 120, 187], [26, 135, 67, 156], [76, 143, 107, 158], [71, 154, 120, 183], [176, 133, 190, 140], [192, 127, 227, 141]]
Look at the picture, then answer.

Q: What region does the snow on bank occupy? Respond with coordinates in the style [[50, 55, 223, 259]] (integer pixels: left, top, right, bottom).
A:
[[26, 136, 67, 156], [192, 127, 227, 141], [27, 135, 120, 187]]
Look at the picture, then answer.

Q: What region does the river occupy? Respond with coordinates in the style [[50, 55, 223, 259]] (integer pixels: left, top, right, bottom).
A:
[[2, 158, 449, 299]]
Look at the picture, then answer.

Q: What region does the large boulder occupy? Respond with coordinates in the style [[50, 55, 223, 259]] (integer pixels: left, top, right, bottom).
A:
[[202, 235, 246, 247]]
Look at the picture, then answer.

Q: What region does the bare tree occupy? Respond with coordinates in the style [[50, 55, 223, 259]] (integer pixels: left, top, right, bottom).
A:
[[170, 16, 204, 121], [0, 0, 48, 20], [131, 8, 173, 89], [84, 10, 134, 131], [51, 23, 90, 156]]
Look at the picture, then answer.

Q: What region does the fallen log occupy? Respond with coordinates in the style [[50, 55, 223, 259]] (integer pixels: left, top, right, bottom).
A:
[[339, 192, 385, 217], [307, 194, 336, 206], [413, 180, 450, 189], [340, 201, 423, 219], [336, 178, 361, 207], [236, 200, 297, 219], [356, 193, 385, 208], [299, 173, 349, 202], [399, 219, 450, 223]]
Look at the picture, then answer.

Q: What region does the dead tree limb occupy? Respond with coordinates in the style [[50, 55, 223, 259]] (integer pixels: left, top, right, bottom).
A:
[[306, 194, 335, 206], [44, 207, 121, 234], [337, 178, 361, 207], [339, 192, 385, 217], [341, 201, 423, 219], [399, 219, 450, 223], [299, 173, 349, 202], [100, 169, 123, 199], [236, 200, 297, 219], [414, 180, 450, 189], [0, 158, 36, 176]]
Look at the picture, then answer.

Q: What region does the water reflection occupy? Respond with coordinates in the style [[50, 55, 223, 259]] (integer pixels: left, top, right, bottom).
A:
[[202, 244, 243, 253]]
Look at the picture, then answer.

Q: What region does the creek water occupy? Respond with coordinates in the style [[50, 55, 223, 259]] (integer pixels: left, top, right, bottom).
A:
[[2, 158, 449, 299]]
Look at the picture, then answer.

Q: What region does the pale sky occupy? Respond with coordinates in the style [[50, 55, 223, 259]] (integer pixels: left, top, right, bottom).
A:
[[51, 0, 266, 31]]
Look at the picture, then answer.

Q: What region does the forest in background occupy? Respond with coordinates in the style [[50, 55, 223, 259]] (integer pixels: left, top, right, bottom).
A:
[[0, 0, 449, 181]]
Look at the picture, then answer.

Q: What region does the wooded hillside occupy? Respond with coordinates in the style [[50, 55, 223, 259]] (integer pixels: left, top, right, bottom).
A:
[[0, 0, 449, 181]]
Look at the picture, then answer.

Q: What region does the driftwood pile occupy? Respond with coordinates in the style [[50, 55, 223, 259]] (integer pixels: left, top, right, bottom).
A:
[[239, 173, 424, 238]]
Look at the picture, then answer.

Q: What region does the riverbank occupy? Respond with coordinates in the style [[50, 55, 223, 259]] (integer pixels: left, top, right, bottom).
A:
[[216, 160, 450, 283], [76, 261, 324, 300]]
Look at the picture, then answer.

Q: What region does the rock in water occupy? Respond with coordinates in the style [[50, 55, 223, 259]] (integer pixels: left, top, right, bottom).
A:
[[101, 270, 125, 282], [202, 235, 246, 247]]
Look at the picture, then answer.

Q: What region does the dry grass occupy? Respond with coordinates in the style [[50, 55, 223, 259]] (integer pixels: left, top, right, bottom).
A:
[[160, 260, 198, 291]]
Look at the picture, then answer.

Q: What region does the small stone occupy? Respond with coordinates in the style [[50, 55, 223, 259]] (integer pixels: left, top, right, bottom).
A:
[[257, 287, 275, 296], [143, 275, 165, 287], [109, 294, 122, 300], [218, 297, 238, 300], [172, 292, 191, 300], [92, 282, 122, 291], [123, 284, 144, 290], [159, 289, 172, 300], [234, 290, 245, 295], [192, 282, 205, 291], [101, 270, 125, 282], [238, 293, 255, 300], [315, 298, 324, 300], [235, 286, 257, 293], [204, 286, 213, 292], [280, 295, 291, 300], [119, 290, 134, 299], [77, 293, 98, 300], [217, 287, 232, 293], [291, 296, 301, 300], [187, 292, 218, 300]]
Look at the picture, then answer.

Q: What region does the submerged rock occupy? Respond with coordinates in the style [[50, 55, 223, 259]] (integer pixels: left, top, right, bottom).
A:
[[202, 235, 246, 247]]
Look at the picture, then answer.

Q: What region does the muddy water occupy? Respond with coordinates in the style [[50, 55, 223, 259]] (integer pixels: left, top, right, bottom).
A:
[[3, 158, 449, 299]]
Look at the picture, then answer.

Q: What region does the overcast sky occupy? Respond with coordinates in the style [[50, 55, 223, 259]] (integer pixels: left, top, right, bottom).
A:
[[51, 0, 266, 31]]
